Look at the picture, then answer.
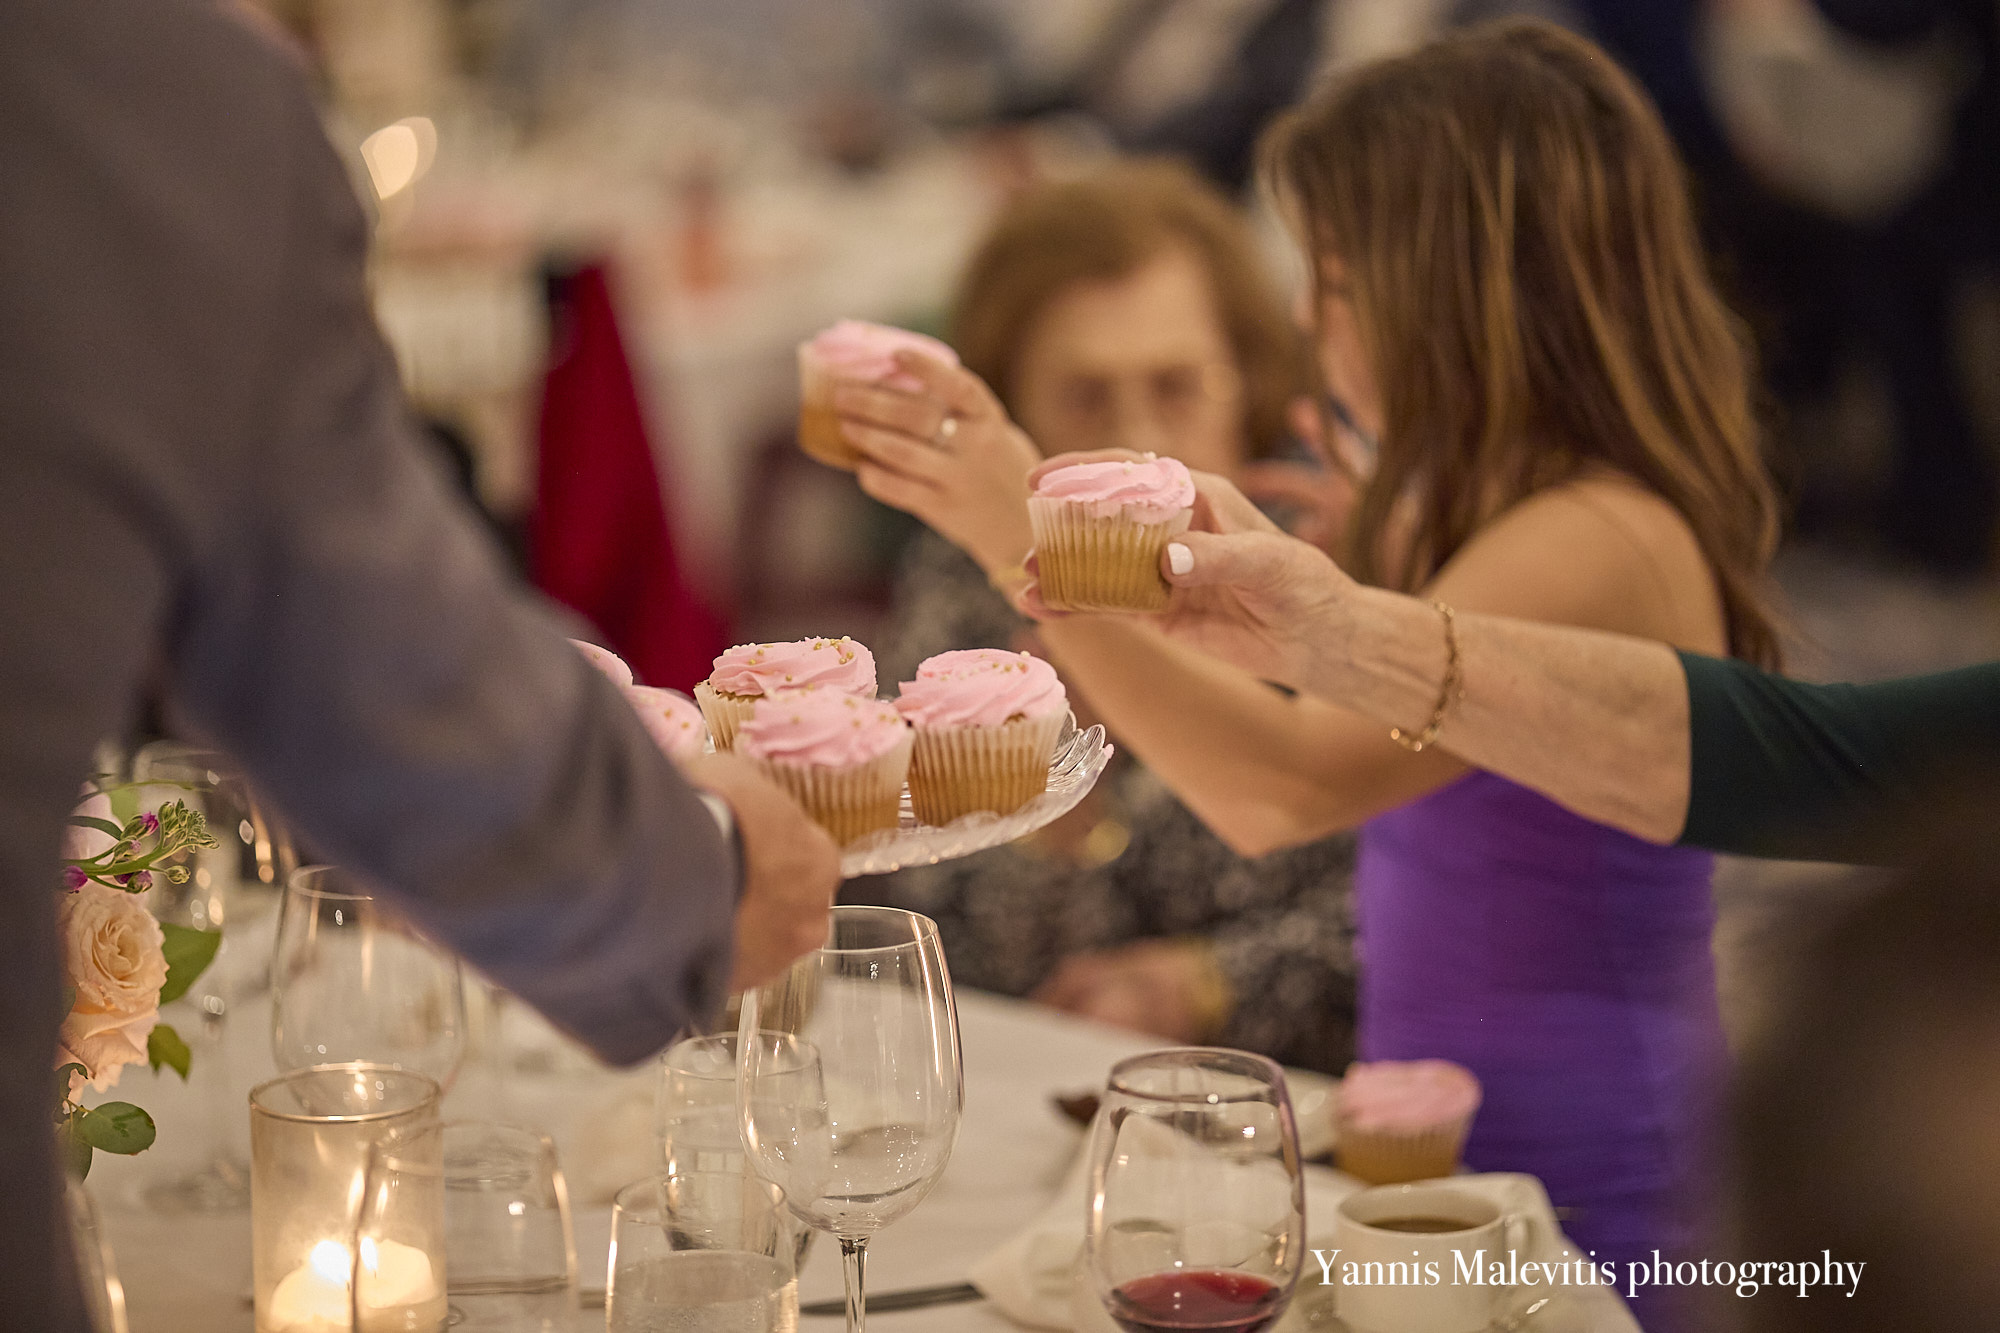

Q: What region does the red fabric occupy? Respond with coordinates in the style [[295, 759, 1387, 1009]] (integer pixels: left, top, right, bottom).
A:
[[530, 264, 728, 691]]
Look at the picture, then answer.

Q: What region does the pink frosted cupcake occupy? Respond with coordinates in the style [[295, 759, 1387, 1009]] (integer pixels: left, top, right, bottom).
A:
[[895, 651, 1067, 825], [570, 638, 633, 687], [694, 638, 877, 751], [1029, 456, 1195, 612], [913, 648, 1023, 679], [737, 690, 913, 847], [623, 686, 708, 761], [1333, 1060, 1483, 1186], [797, 320, 960, 470]]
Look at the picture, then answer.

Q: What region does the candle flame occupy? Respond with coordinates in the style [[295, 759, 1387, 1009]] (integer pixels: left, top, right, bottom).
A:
[[308, 1239, 351, 1286]]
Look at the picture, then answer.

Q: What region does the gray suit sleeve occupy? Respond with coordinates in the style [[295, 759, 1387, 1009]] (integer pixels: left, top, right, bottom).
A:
[[158, 70, 740, 1063]]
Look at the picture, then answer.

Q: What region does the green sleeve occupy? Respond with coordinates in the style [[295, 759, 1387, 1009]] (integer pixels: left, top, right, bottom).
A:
[[1678, 653, 2000, 863]]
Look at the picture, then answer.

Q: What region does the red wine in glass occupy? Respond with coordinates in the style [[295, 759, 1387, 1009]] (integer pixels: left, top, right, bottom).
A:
[[1108, 1269, 1286, 1333]]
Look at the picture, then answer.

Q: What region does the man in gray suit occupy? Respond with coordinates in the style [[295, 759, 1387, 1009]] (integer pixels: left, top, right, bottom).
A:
[[0, 2, 842, 1324]]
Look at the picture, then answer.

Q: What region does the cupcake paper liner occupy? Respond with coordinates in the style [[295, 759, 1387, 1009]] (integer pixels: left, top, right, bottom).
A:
[[693, 683, 760, 752], [906, 708, 1066, 826], [745, 730, 914, 848], [1333, 1112, 1475, 1187], [796, 352, 860, 470], [1028, 497, 1192, 613]]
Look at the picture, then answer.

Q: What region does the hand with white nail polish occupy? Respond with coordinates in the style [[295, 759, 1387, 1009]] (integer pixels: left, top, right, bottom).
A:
[[1142, 469, 1360, 690]]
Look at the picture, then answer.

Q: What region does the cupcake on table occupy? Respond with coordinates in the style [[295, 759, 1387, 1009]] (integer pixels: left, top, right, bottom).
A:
[[895, 650, 1067, 825], [737, 689, 913, 847], [797, 320, 960, 470], [1334, 1060, 1483, 1186], [695, 638, 877, 751], [1029, 454, 1195, 612]]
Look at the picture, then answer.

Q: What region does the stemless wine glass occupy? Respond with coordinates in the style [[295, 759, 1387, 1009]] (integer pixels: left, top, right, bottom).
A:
[[1086, 1049, 1304, 1333], [660, 1031, 818, 1270], [440, 1121, 578, 1332], [738, 906, 962, 1333], [272, 867, 467, 1088], [607, 1172, 797, 1333]]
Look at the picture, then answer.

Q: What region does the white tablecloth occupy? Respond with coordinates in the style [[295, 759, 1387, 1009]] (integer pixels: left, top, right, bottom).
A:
[[90, 988, 1641, 1332], [92, 989, 1161, 1331]]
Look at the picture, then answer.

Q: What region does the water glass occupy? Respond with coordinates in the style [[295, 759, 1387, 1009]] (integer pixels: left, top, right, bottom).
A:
[[441, 1122, 577, 1331], [272, 866, 466, 1088], [1085, 1049, 1304, 1333], [659, 1032, 817, 1270], [607, 1172, 798, 1333]]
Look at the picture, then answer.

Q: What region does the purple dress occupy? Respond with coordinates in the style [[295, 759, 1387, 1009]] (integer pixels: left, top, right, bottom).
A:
[[1359, 771, 1727, 1329]]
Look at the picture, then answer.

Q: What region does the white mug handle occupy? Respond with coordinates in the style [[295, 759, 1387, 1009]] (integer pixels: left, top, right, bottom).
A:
[[1490, 1211, 1541, 1322]]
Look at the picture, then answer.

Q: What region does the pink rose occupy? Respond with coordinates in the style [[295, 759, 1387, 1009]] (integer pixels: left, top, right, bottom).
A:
[[57, 882, 167, 1091]]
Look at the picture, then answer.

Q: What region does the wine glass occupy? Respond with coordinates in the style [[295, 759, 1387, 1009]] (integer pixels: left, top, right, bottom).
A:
[[607, 1172, 796, 1333], [130, 741, 296, 1212], [1085, 1049, 1304, 1333], [738, 905, 962, 1333], [272, 866, 467, 1088]]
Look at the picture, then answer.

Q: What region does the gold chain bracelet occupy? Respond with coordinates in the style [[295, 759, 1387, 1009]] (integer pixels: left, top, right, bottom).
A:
[[1389, 599, 1462, 753]]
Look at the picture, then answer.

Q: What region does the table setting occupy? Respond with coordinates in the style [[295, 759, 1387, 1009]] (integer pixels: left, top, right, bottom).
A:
[[67, 618, 1639, 1333]]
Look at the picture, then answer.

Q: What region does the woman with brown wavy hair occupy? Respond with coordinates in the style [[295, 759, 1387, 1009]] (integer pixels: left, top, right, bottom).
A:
[[833, 22, 1780, 1326]]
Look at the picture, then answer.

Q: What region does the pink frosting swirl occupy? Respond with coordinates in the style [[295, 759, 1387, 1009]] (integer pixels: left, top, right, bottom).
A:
[[800, 320, 960, 393], [623, 686, 707, 760], [570, 638, 633, 688], [1030, 455, 1196, 522], [1337, 1060, 1482, 1132], [738, 690, 910, 766], [708, 638, 877, 698], [914, 648, 1021, 679], [895, 651, 1067, 730]]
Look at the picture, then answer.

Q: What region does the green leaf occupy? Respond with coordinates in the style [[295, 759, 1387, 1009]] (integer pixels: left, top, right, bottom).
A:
[[157, 925, 222, 1004], [148, 1024, 192, 1080], [59, 985, 76, 1019], [57, 1115, 93, 1179], [66, 815, 126, 842], [73, 1102, 156, 1155], [55, 1062, 86, 1107]]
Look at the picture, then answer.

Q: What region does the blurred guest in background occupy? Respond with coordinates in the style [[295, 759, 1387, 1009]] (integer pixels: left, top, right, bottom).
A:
[[867, 24, 1783, 1327], [1730, 819, 2000, 1331], [844, 160, 1359, 1074]]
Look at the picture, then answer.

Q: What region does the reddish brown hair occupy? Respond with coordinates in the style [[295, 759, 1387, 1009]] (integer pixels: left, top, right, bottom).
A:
[[951, 158, 1313, 461]]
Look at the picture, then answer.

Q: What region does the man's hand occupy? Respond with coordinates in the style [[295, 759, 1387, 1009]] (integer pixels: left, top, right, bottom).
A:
[[678, 753, 841, 991]]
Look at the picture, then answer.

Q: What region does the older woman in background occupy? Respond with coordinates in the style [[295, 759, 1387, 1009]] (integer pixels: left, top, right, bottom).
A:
[[850, 159, 1360, 1073]]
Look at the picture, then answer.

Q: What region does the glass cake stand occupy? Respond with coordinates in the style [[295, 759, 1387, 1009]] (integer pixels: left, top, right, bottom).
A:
[[839, 714, 1113, 878]]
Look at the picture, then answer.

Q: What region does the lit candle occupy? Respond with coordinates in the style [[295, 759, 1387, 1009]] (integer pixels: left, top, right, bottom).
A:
[[264, 1237, 442, 1333]]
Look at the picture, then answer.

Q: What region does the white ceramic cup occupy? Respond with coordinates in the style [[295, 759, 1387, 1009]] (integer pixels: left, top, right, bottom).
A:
[[1329, 1182, 1532, 1333]]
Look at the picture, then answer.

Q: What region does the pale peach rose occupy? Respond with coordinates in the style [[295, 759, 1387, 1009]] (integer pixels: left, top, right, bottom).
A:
[[57, 881, 167, 1091]]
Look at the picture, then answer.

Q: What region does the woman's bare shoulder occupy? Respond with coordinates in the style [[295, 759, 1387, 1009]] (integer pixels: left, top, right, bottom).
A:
[[1429, 471, 1727, 652]]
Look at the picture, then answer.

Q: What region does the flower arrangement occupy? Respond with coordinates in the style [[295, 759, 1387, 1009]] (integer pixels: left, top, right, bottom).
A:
[[54, 782, 221, 1178]]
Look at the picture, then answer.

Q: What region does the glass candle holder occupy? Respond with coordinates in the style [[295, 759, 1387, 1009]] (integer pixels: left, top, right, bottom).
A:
[[250, 1064, 443, 1333]]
